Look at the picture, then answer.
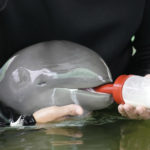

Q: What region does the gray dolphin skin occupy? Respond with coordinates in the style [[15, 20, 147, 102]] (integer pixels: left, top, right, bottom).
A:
[[0, 41, 113, 114]]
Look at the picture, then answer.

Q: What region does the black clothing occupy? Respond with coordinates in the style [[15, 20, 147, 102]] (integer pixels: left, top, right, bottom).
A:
[[1, 0, 150, 78], [0, 102, 36, 126], [0, 0, 7, 11], [0, 0, 150, 126], [22, 115, 36, 126]]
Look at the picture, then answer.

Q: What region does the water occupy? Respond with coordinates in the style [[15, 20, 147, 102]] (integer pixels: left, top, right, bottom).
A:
[[0, 105, 150, 150]]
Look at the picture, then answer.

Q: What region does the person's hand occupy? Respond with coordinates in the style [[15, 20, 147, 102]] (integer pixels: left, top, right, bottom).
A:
[[33, 104, 83, 123], [118, 74, 150, 120], [118, 104, 150, 120]]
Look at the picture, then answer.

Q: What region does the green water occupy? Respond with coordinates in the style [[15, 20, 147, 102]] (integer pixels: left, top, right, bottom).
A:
[[1, 106, 150, 150]]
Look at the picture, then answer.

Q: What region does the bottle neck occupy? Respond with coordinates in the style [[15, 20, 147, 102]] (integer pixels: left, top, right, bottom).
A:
[[94, 75, 132, 104], [94, 84, 113, 94]]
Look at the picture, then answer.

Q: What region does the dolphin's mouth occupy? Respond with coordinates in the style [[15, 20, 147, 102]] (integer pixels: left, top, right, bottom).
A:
[[50, 85, 113, 111], [82, 88, 97, 93], [78, 88, 102, 94]]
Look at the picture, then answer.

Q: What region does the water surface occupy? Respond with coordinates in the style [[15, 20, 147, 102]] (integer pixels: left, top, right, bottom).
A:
[[0, 106, 150, 150]]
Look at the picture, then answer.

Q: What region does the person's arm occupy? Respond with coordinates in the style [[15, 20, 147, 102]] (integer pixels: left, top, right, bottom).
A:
[[0, 102, 83, 127], [118, 0, 150, 120], [33, 104, 83, 124], [9, 104, 83, 126]]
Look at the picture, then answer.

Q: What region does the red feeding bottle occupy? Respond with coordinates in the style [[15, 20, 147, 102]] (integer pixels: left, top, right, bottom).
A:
[[94, 75, 150, 108]]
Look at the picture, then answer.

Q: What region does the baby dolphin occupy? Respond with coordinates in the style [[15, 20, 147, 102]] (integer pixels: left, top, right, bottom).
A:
[[0, 41, 113, 114]]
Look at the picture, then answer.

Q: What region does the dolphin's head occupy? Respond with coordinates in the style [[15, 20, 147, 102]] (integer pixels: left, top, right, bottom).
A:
[[0, 41, 113, 114]]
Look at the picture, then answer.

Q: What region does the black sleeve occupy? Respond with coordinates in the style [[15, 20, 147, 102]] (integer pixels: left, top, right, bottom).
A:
[[128, 0, 150, 76], [0, 0, 8, 11], [0, 102, 36, 127], [22, 115, 36, 126], [0, 102, 19, 127]]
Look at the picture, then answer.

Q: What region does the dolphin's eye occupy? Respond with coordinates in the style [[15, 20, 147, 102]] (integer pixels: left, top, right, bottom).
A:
[[36, 75, 48, 87], [37, 81, 47, 87]]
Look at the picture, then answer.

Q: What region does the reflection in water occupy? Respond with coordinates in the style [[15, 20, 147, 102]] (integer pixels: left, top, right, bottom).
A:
[[1, 108, 150, 150], [0, 124, 120, 150], [120, 120, 150, 150], [45, 127, 83, 138], [51, 140, 83, 146]]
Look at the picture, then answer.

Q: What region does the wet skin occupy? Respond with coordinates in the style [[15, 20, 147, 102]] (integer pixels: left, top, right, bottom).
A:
[[0, 41, 113, 114]]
